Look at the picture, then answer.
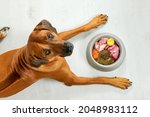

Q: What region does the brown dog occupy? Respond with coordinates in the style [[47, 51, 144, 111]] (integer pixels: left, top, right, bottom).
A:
[[0, 14, 132, 98]]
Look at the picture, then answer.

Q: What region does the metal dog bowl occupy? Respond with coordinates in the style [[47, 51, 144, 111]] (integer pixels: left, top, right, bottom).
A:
[[86, 33, 126, 71]]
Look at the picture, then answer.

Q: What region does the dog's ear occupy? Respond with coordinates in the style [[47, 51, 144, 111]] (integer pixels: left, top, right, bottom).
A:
[[34, 20, 57, 33]]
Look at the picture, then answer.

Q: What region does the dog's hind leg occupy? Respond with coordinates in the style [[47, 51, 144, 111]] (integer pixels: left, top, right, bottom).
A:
[[58, 14, 108, 40], [0, 78, 32, 98]]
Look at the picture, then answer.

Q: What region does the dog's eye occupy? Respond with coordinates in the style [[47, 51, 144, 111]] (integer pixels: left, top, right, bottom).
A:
[[48, 34, 54, 40], [43, 49, 51, 55]]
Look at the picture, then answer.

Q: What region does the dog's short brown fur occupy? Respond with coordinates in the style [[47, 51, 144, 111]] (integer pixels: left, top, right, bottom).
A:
[[0, 14, 132, 98]]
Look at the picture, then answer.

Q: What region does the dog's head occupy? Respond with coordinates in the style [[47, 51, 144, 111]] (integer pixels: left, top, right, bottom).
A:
[[27, 20, 74, 67]]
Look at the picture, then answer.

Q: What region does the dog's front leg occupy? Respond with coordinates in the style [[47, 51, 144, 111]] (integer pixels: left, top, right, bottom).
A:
[[58, 14, 108, 40], [62, 72, 132, 89]]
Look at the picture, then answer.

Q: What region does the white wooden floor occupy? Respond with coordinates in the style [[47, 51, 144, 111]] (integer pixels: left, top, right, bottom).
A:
[[0, 0, 150, 99]]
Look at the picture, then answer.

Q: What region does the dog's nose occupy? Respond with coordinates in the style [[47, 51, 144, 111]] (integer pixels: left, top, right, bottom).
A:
[[63, 42, 74, 55]]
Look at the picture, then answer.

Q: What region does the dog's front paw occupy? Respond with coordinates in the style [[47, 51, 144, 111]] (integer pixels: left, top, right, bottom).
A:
[[92, 14, 108, 25], [89, 14, 108, 28], [83, 14, 108, 31], [110, 77, 132, 89]]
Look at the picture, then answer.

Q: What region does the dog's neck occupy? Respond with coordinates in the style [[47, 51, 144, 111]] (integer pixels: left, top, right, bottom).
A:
[[11, 46, 35, 79], [0, 47, 36, 91]]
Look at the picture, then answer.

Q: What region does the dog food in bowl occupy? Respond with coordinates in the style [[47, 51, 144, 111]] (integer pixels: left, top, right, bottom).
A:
[[86, 33, 126, 71], [92, 37, 120, 65]]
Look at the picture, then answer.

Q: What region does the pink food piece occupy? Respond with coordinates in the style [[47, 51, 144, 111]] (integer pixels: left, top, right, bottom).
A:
[[94, 37, 108, 51], [94, 42, 100, 51], [105, 45, 109, 50], [108, 44, 115, 50], [98, 37, 108, 45], [94, 42, 107, 51], [99, 44, 107, 51], [108, 44, 120, 60]]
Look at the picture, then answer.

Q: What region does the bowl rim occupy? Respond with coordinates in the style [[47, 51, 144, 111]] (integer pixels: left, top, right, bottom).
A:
[[87, 33, 126, 71]]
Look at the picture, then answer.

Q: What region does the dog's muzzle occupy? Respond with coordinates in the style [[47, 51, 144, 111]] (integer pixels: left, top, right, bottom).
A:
[[62, 42, 74, 57]]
